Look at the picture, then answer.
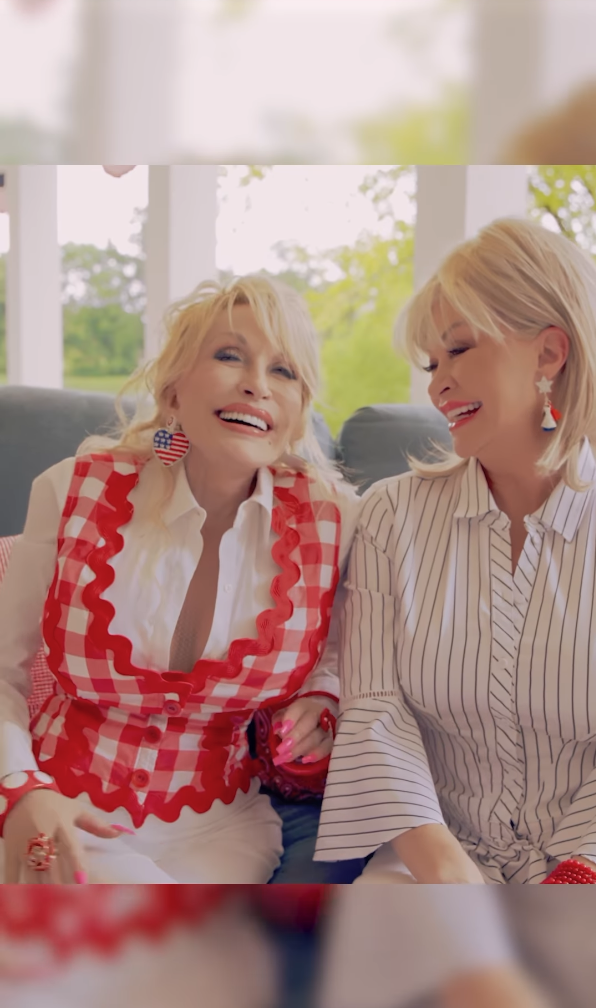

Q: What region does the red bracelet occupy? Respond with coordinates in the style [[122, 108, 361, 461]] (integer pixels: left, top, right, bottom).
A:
[[298, 690, 339, 706], [0, 770, 60, 836], [542, 858, 596, 884]]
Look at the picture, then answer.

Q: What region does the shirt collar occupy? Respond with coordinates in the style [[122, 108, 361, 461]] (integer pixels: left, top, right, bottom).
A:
[[160, 460, 274, 528], [453, 457, 498, 522], [453, 440, 596, 542]]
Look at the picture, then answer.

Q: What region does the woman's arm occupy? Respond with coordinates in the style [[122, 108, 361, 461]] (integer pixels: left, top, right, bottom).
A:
[[316, 482, 480, 881], [0, 460, 72, 778]]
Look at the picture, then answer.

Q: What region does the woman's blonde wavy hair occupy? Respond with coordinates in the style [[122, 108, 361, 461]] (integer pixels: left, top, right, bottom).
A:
[[80, 274, 347, 500], [395, 216, 596, 490]]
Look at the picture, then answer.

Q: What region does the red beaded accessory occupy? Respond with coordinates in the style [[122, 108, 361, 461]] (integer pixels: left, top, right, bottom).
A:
[[541, 858, 596, 884], [26, 833, 57, 872], [0, 769, 60, 836], [253, 692, 337, 801]]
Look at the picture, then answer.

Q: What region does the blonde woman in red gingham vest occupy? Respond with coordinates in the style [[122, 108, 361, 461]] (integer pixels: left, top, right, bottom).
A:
[[0, 276, 358, 883]]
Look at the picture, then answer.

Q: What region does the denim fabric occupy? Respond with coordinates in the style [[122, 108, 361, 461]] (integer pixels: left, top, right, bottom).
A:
[[267, 794, 366, 884]]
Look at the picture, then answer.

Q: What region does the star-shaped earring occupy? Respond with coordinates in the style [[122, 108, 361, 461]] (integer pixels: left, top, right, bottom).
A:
[[536, 375, 553, 394]]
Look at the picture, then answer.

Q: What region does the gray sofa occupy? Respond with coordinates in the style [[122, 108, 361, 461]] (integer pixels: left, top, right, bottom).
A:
[[0, 385, 450, 535]]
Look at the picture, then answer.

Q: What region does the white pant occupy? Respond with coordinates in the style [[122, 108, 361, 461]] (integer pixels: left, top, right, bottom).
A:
[[0, 906, 279, 1008], [1, 779, 283, 883]]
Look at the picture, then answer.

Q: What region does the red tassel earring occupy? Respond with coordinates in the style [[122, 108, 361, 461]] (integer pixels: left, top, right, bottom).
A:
[[536, 376, 561, 431]]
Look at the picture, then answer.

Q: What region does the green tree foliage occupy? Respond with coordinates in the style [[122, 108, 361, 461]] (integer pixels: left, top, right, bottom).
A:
[[0, 241, 145, 380], [62, 241, 145, 314], [63, 303, 143, 377], [528, 166, 596, 254], [354, 85, 470, 165], [60, 240, 145, 376], [265, 168, 416, 435]]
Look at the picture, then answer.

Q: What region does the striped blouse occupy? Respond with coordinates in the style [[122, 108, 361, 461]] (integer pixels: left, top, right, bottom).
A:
[[315, 440, 596, 883]]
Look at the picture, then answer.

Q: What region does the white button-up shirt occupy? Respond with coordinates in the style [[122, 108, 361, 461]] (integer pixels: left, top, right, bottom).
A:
[[0, 456, 358, 781], [316, 440, 596, 883]]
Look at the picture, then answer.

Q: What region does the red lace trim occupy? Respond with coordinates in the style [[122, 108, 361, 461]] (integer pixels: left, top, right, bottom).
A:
[[0, 885, 328, 976], [47, 459, 338, 701], [0, 886, 228, 976], [40, 456, 339, 823], [33, 707, 256, 828]]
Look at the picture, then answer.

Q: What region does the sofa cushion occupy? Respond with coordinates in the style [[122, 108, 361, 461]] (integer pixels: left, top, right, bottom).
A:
[[337, 403, 451, 492], [0, 385, 131, 537], [0, 535, 54, 718]]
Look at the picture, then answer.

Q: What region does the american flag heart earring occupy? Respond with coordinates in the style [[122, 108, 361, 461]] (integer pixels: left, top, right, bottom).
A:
[[153, 416, 190, 466], [536, 375, 561, 431]]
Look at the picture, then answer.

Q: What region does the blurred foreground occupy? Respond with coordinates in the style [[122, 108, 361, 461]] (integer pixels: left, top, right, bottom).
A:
[[0, 885, 594, 1008]]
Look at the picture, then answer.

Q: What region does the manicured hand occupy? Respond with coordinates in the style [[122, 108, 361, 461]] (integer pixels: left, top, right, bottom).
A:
[[272, 696, 338, 766]]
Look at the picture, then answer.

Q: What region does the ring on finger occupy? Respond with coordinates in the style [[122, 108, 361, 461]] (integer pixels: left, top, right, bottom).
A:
[[25, 833, 57, 872]]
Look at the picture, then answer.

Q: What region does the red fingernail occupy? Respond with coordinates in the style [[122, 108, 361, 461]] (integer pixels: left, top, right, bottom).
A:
[[74, 871, 88, 885], [279, 719, 295, 738], [272, 721, 283, 734], [301, 755, 318, 764], [112, 824, 135, 835], [273, 755, 291, 766], [276, 740, 294, 757]]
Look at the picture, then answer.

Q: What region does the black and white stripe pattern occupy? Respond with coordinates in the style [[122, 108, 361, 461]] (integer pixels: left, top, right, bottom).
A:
[[315, 441, 596, 883]]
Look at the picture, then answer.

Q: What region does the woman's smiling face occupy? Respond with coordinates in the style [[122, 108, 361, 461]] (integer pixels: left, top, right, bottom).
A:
[[171, 304, 304, 476], [425, 301, 545, 461]]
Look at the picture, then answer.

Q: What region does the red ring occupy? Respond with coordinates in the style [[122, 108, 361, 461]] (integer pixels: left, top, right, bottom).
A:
[[25, 833, 57, 872]]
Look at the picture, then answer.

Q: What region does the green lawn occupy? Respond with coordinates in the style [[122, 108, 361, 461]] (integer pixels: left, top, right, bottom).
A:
[[0, 374, 129, 395]]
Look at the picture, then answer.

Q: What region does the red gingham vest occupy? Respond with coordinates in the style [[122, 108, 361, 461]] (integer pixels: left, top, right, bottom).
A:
[[31, 454, 341, 827]]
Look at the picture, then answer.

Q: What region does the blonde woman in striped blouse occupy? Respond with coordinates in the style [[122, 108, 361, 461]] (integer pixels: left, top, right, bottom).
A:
[[316, 216, 596, 884]]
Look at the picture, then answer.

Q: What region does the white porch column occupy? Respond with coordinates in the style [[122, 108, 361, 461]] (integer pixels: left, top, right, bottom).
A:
[[5, 166, 62, 388], [472, 0, 596, 162], [144, 165, 218, 359], [70, 0, 180, 163], [411, 165, 528, 404]]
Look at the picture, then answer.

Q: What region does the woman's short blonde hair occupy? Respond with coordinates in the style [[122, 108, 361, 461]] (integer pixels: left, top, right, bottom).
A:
[[500, 82, 596, 163], [81, 274, 347, 498], [396, 216, 596, 489]]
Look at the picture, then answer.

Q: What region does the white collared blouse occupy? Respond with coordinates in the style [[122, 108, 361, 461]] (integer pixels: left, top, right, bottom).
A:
[[316, 441, 596, 883]]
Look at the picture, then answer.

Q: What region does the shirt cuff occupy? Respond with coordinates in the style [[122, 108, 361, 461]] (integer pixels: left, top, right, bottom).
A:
[[0, 721, 39, 779]]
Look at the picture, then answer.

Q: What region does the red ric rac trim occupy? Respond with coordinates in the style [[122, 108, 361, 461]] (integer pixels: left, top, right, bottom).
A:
[[40, 458, 340, 823], [0, 887, 227, 976], [60, 463, 337, 700], [0, 886, 329, 976]]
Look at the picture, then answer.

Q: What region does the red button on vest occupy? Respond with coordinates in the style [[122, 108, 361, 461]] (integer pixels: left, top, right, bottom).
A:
[[164, 701, 182, 716], [144, 726, 162, 745], [131, 769, 150, 789]]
